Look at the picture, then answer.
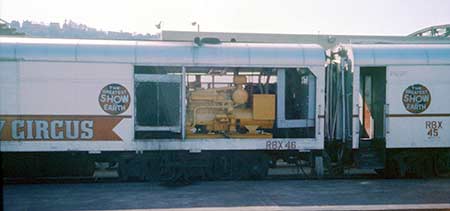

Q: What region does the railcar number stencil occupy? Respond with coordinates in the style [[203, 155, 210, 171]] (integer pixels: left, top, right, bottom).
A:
[[266, 140, 297, 150], [426, 121, 443, 138]]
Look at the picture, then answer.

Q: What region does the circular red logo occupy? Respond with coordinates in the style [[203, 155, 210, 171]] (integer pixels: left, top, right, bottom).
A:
[[98, 83, 130, 115], [402, 84, 431, 114]]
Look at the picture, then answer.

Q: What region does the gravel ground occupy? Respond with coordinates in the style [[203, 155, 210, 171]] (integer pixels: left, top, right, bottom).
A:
[[3, 179, 450, 211]]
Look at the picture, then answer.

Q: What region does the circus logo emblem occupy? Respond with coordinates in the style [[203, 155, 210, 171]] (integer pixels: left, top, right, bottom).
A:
[[99, 83, 130, 115], [402, 84, 431, 114]]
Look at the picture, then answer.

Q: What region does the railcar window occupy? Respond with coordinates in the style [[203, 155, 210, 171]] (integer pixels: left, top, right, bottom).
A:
[[135, 82, 180, 126], [184, 67, 278, 139], [133, 66, 316, 140], [276, 68, 316, 135], [285, 68, 316, 120], [134, 66, 182, 139]]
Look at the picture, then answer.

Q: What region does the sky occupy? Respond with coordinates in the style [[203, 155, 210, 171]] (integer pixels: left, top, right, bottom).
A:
[[1, 0, 449, 35]]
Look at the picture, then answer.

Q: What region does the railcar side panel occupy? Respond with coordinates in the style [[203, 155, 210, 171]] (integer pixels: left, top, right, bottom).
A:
[[0, 61, 135, 151], [386, 65, 450, 148]]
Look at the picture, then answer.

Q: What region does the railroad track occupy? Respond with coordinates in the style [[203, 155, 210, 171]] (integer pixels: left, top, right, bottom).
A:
[[2, 170, 427, 185]]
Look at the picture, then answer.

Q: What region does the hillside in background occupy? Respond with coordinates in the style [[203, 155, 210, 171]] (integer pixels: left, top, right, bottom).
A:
[[5, 19, 160, 40]]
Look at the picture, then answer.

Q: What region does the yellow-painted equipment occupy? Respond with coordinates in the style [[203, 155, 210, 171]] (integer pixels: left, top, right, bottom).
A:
[[186, 75, 275, 138]]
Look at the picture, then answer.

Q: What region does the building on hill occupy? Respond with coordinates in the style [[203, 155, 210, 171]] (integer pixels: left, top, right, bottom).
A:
[[0, 18, 25, 36]]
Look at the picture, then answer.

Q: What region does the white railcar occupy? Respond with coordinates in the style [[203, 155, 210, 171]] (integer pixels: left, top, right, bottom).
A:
[[328, 44, 450, 176], [0, 37, 325, 180], [1, 37, 449, 180]]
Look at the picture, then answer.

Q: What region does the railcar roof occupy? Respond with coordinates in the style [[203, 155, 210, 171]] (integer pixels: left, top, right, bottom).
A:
[[339, 44, 450, 66], [0, 37, 324, 67]]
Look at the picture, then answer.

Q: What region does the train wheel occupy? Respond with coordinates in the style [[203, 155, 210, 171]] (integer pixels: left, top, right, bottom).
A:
[[247, 154, 269, 180], [210, 154, 232, 180]]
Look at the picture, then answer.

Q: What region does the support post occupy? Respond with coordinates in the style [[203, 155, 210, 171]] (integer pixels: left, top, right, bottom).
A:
[[315, 156, 324, 178], [181, 67, 186, 140]]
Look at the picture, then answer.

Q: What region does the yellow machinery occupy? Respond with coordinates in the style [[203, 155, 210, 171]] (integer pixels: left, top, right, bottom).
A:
[[186, 75, 275, 138]]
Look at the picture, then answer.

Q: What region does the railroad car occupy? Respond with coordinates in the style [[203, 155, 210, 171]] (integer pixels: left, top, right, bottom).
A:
[[0, 37, 449, 181], [327, 44, 450, 177], [0, 37, 325, 181]]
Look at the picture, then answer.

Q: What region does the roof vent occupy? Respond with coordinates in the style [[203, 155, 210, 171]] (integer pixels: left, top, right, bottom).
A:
[[193, 37, 221, 46]]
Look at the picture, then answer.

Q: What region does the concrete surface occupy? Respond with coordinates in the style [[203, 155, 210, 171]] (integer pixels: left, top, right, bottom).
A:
[[3, 179, 450, 211]]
